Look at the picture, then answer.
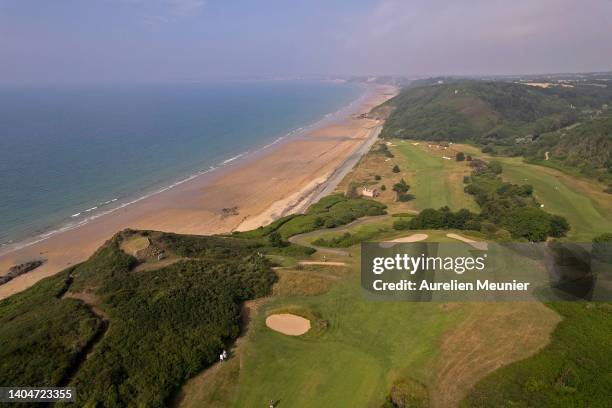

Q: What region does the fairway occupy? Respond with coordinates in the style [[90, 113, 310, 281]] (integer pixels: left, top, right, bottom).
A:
[[493, 158, 612, 240], [392, 141, 478, 212], [335, 139, 477, 214]]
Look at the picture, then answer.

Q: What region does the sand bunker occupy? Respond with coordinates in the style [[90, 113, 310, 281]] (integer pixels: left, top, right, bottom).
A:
[[391, 233, 428, 243], [446, 233, 488, 250], [379, 233, 428, 248], [265, 313, 311, 336]]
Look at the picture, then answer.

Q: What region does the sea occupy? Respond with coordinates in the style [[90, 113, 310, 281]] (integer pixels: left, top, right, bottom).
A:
[[0, 80, 365, 248]]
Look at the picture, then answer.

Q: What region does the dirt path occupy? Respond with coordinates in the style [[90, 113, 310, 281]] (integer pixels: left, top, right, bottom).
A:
[[288, 214, 390, 257], [297, 261, 347, 266], [58, 286, 109, 388]]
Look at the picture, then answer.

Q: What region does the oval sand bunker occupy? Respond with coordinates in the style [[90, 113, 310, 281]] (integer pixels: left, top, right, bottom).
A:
[[265, 313, 311, 336]]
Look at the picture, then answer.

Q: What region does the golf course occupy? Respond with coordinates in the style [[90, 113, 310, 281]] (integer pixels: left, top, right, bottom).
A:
[[176, 137, 610, 407], [177, 140, 611, 407], [176, 222, 559, 408]]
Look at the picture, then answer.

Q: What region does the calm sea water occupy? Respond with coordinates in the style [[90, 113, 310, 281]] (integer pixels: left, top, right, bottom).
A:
[[0, 80, 363, 246]]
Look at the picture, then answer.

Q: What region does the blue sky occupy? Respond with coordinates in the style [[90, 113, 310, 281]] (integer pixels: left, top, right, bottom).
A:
[[1, 0, 611, 83]]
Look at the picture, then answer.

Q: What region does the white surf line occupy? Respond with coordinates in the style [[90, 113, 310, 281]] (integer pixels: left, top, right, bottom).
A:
[[1, 86, 377, 257]]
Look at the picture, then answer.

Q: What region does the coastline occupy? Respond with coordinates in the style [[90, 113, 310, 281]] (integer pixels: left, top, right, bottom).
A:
[[0, 84, 396, 300]]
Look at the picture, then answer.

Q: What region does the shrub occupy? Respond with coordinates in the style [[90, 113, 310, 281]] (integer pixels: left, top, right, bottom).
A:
[[392, 164, 400, 173], [375, 175, 382, 180], [456, 151, 466, 161], [388, 378, 429, 408], [268, 231, 285, 247], [392, 179, 410, 201], [482, 145, 495, 154]]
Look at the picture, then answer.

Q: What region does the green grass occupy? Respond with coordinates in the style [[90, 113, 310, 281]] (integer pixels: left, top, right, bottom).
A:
[[231, 266, 458, 407], [393, 141, 478, 212], [495, 158, 612, 240], [311, 222, 392, 247], [189, 225, 511, 407]]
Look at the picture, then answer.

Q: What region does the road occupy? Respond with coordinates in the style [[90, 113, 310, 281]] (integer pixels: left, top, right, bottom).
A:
[[296, 124, 383, 212]]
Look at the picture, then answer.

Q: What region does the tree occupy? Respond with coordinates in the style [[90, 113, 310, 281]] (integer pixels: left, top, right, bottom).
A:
[[267, 231, 285, 247], [346, 182, 360, 199], [380, 184, 387, 191], [549, 215, 570, 237], [503, 207, 551, 241], [392, 178, 410, 201], [456, 152, 465, 161], [593, 233, 612, 263], [392, 164, 400, 173]]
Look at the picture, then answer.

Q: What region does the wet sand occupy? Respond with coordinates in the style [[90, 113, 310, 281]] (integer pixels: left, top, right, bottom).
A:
[[0, 85, 396, 300]]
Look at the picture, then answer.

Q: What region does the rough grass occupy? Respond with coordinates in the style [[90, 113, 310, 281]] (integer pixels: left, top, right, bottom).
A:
[[119, 235, 150, 256], [272, 268, 340, 297], [463, 302, 612, 407], [430, 302, 561, 407]]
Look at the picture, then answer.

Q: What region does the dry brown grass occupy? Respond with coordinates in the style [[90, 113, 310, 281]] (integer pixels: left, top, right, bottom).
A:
[[335, 141, 418, 214], [429, 302, 561, 408], [272, 269, 338, 297], [119, 235, 150, 256]]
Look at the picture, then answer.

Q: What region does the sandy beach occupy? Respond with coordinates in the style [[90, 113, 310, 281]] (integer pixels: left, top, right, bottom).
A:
[[0, 84, 396, 300]]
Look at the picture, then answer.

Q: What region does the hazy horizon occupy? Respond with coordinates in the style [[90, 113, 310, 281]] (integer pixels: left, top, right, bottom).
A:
[[1, 0, 611, 84]]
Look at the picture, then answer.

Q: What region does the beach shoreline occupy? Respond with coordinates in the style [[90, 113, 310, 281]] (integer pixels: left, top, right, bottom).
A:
[[0, 84, 396, 300]]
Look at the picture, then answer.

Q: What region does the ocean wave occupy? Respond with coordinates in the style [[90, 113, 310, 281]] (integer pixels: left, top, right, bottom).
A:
[[220, 152, 248, 165]]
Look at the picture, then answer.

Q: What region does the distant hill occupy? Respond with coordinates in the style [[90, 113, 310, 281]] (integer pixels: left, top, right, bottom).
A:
[[551, 114, 612, 169], [524, 113, 612, 183], [374, 79, 612, 185], [374, 80, 575, 142]]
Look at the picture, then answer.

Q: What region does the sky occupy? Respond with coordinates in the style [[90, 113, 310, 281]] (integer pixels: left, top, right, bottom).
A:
[[1, 0, 611, 83]]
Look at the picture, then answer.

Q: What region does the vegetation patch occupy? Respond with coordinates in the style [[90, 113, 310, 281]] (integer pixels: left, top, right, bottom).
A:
[[463, 302, 612, 407], [398, 159, 571, 241], [382, 378, 429, 408], [0, 230, 277, 407]]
